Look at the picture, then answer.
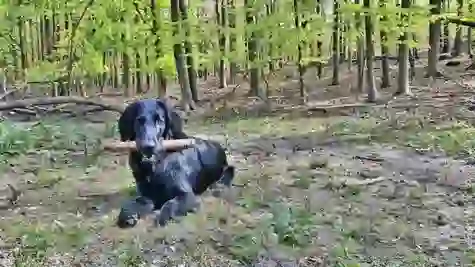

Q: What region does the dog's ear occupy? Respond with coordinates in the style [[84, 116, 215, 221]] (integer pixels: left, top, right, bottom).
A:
[[118, 101, 139, 141], [219, 166, 235, 187], [157, 98, 188, 139]]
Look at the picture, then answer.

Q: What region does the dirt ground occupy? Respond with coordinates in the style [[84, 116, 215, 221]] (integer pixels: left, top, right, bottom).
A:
[[1, 56, 475, 266]]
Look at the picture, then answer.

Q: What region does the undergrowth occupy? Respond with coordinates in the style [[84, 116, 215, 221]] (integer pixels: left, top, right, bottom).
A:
[[329, 117, 475, 157], [0, 120, 116, 162], [0, 115, 471, 266]]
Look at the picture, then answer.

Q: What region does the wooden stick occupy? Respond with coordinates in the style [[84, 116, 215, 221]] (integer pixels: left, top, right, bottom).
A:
[[101, 139, 196, 152]]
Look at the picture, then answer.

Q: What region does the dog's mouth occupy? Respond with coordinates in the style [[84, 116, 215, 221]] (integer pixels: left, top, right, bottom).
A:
[[141, 153, 157, 163]]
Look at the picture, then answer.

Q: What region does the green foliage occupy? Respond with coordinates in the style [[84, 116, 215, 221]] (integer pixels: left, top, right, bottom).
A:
[[0, 0, 463, 86]]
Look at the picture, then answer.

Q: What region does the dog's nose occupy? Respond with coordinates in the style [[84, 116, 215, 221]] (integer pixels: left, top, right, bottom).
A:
[[140, 144, 155, 157]]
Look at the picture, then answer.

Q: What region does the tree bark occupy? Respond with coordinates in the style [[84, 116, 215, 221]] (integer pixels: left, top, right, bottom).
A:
[[294, 0, 306, 103], [379, 0, 390, 88], [363, 0, 378, 102], [228, 0, 238, 84], [396, 0, 411, 95], [151, 0, 167, 96], [216, 0, 227, 88], [179, 0, 198, 101], [331, 0, 340, 85], [427, 0, 442, 77], [452, 0, 464, 56], [245, 0, 263, 98], [441, 0, 451, 54], [355, 0, 364, 93], [171, 0, 195, 111]]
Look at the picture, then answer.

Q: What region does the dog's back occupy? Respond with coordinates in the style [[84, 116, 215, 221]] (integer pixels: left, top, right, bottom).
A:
[[145, 138, 234, 209]]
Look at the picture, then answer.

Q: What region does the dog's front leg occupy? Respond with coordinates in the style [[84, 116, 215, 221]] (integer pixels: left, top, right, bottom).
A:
[[211, 166, 236, 198], [154, 192, 200, 227]]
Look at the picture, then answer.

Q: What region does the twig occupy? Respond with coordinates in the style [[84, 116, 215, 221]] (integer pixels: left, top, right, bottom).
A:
[[354, 155, 385, 162], [306, 103, 375, 112], [101, 139, 197, 152], [342, 176, 387, 186], [0, 87, 22, 101]]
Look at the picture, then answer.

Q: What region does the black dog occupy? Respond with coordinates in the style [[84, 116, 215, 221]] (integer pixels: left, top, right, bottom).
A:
[[117, 138, 235, 228], [118, 98, 189, 195]]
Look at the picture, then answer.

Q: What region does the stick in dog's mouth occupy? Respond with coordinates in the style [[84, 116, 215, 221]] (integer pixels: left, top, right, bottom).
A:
[[101, 139, 196, 153]]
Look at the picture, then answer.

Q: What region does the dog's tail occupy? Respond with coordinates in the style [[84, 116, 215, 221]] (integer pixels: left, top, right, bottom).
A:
[[218, 165, 235, 187]]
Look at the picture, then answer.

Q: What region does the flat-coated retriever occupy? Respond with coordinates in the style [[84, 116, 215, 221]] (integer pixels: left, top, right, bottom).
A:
[[118, 98, 189, 195], [117, 138, 235, 228]]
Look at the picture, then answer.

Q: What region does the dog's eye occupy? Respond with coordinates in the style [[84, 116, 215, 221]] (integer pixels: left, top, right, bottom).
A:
[[154, 114, 161, 122], [137, 116, 146, 124]]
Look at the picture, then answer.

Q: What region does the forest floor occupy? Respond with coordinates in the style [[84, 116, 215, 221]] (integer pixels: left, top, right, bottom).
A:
[[1, 55, 475, 266]]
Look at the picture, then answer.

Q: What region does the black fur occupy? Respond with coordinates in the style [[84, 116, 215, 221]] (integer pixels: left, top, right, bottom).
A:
[[117, 138, 235, 228], [117, 98, 189, 195]]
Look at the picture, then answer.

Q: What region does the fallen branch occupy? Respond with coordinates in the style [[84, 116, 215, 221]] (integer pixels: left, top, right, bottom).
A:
[[11, 108, 38, 116], [101, 139, 196, 153], [0, 96, 125, 113]]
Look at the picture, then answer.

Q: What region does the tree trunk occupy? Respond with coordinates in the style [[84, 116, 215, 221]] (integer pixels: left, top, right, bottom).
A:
[[100, 52, 107, 92], [17, 0, 28, 76], [294, 0, 306, 103], [29, 20, 38, 64], [151, 0, 167, 96], [331, 0, 340, 85], [38, 18, 44, 61], [441, 0, 451, 54], [179, 0, 198, 101], [379, 0, 390, 88], [113, 53, 120, 89], [171, 0, 194, 111], [412, 34, 419, 59], [228, 0, 237, 84], [316, 0, 323, 78], [266, 0, 275, 72], [121, 15, 132, 97], [363, 0, 378, 102], [427, 0, 442, 77], [135, 50, 143, 94], [245, 0, 263, 98], [469, 3, 473, 57], [396, 0, 411, 95], [452, 0, 463, 56], [339, 17, 346, 64], [409, 48, 416, 80], [355, 0, 364, 93], [216, 0, 227, 89]]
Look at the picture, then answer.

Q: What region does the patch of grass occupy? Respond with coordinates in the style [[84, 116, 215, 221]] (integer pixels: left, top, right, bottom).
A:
[[1, 111, 473, 266], [329, 117, 475, 157], [189, 116, 331, 138], [0, 120, 115, 166], [2, 218, 90, 265]]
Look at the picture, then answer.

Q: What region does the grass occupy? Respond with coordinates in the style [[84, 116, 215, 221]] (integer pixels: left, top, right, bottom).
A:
[[1, 109, 475, 266]]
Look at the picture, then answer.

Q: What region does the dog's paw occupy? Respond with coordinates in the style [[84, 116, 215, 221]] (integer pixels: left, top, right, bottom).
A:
[[155, 198, 179, 227], [117, 211, 139, 228]]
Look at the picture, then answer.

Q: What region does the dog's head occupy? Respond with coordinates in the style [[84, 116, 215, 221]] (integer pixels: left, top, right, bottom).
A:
[[118, 98, 174, 158]]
